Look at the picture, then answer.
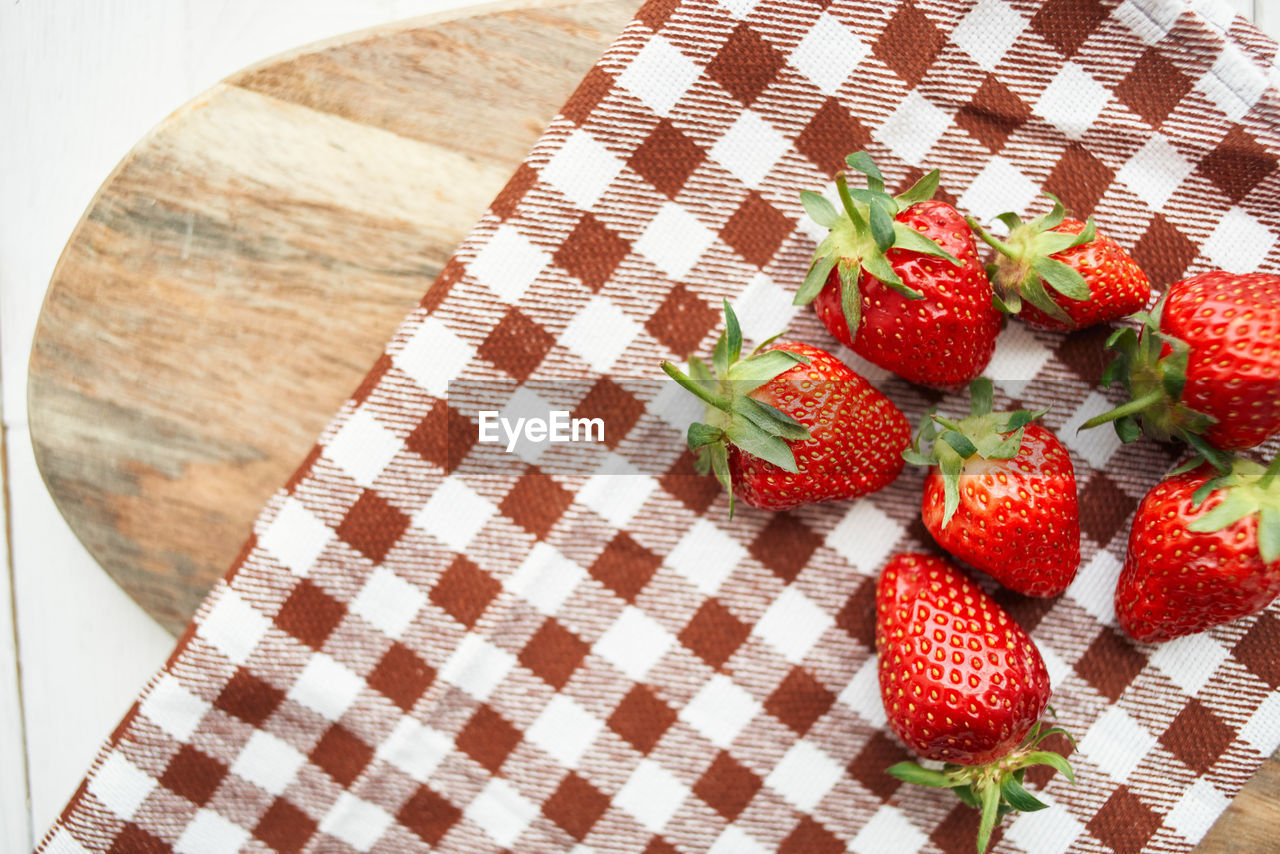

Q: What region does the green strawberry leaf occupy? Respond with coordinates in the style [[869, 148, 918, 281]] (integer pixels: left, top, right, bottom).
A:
[[800, 190, 838, 228], [1259, 504, 1280, 564], [886, 762, 953, 788], [1115, 415, 1143, 444], [725, 349, 807, 391], [688, 355, 716, 389], [686, 422, 723, 449], [861, 249, 921, 299], [707, 441, 733, 517], [969, 377, 994, 417], [892, 221, 961, 265], [940, 448, 964, 528], [999, 777, 1047, 813], [724, 419, 799, 473], [869, 200, 895, 253], [736, 396, 811, 441], [1021, 751, 1075, 784], [976, 781, 1001, 854], [723, 299, 743, 364], [795, 252, 837, 306], [895, 168, 940, 208], [839, 259, 864, 342], [1189, 489, 1258, 533], [1032, 256, 1091, 302], [995, 211, 1024, 232], [845, 151, 885, 192], [952, 784, 980, 809], [942, 431, 979, 459], [1038, 194, 1066, 231]]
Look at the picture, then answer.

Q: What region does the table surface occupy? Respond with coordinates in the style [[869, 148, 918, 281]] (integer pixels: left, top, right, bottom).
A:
[[1, 0, 1276, 850]]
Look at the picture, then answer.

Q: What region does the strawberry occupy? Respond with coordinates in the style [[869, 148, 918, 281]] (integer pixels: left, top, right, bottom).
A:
[[1085, 271, 1280, 458], [1116, 456, 1280, 643], [903, 379, 1080, 597], [661, 301, 910, 513], [971, 194, 1151, 330], [877, 553, 1074, 854], [795, 151, 1001, 388]]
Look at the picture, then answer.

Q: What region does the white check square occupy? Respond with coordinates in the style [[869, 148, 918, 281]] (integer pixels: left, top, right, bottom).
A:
[[1035, 62, 1110, 139], [324, 406, 401, 488], [1240, 690, 1280, 753], [351, 567, 426, 639], [679, 673, 761, 749], [578, 460, 657, 528], [1061, 391, 1125, 470], [1166, 778, 1231, 845], [665, 518, 746, 595], [505, 541, 586, 615], [1204, 207, 1275, 273], [140, 674, 210, 742], [465, 779, 538, 847], [527, 694, 604, 768], [874, 89, 952, 164], [377, 717, 453, 782], [710, 110, 788, 188], [958, 156, 1040, 223], [393, 315, 474, 399], [851, 805, 927, 854], [440, 634, 517, 701], [708, 824, 770, 854], [231, 730, 306, 795], [413, 476, 496, 552], [1117, 134, 1194, 210], [1004, 792, 1084, 854], [1150, 632, 1230, 696], [175, 809, 250, 854], [733, 272, 797, 345], [1080, 706, 1157, 781], [752, 586, 834, 664], [87, 752, 155, 820], [790, 13, 869, 94], [635, 202, 716, 280], [764, 740, 843, 812], [288, 653, 364, 721], [1199, 42, 1269, 122], [837, 656, 887, 727], [1066, 549, 1121, 626], [197, 588, 270, 666], [318, 792, 393, 852], [615, 759, 690, 833], [543, 128, 625, 210], [952, 0, 1027, 71], [618, 34, 702, 117], [985, 321, 1054, 397], [561, 295, 641, 372], [260, 497, 333, 578], [826, 501, 902, 574], [593, 606, 675, 681], [469, 223, 551, 304]]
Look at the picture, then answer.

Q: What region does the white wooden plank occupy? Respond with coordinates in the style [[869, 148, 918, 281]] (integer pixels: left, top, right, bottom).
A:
[[8, 425, 175, 838], [0, 430, 31, 854]]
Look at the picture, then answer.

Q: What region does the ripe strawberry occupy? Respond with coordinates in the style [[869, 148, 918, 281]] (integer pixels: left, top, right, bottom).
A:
[[904, 379, 1080, 597], [1116, 456, 1280, 643], [662, 301, 910, 513], [795, 152, 1001, 388], [877, 553, 1074, 854], [971, 194, 1151, 330], [1085, 271, 1280, 457]]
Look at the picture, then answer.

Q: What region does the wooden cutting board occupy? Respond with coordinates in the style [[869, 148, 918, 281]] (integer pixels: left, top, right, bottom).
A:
[[25, 1, 1277, 848]]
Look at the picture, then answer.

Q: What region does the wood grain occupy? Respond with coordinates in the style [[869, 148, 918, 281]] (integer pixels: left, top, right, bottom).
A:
[[24, 1, 1278, 849]]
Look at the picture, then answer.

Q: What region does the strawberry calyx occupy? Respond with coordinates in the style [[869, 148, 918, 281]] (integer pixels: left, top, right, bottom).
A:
[[660, 300, 811, 516], [1079, 293, 1227, 468], [968, 194, 1095, 327], [888, 720, 1076, 854], [902, 377, 1048, 527], [793, 151, 961, 342], [1187, 454, 1280, 564]]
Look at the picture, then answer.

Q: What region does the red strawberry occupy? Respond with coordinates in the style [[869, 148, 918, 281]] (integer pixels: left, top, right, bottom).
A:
[[971, 195, 1151, 330], [877, 553, 1074, 853], [904, 379, 1081, 597], [795, 152, 1001, 388], [1085, 271, 1280, 457], [662, 301, 910, 513], [1116, 457, 1280, 643]]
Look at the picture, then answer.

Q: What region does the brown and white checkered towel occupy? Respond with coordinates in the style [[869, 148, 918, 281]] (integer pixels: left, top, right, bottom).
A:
[[40, 0, 1280, 852]]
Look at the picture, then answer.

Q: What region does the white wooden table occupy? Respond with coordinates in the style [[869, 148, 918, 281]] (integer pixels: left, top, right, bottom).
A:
[[0, 0, 1274, 849]]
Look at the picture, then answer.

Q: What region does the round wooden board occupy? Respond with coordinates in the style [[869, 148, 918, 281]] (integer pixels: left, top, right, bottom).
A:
[[25, 1, 1278, 848]]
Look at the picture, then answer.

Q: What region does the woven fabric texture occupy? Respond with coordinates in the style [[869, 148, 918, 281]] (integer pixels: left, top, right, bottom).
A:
[[40, 0, 1280, 852]]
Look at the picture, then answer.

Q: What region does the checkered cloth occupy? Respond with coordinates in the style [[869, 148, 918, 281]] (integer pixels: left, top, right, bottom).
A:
[[40, 0, 1280, 852]]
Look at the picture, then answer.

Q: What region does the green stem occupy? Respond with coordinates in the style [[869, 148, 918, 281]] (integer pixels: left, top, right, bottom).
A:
[[661, 361, 729, 412], [1260, 453, 1280, 490], [1080, 388, 1166, 430], [966, 216, 1013, 257]]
